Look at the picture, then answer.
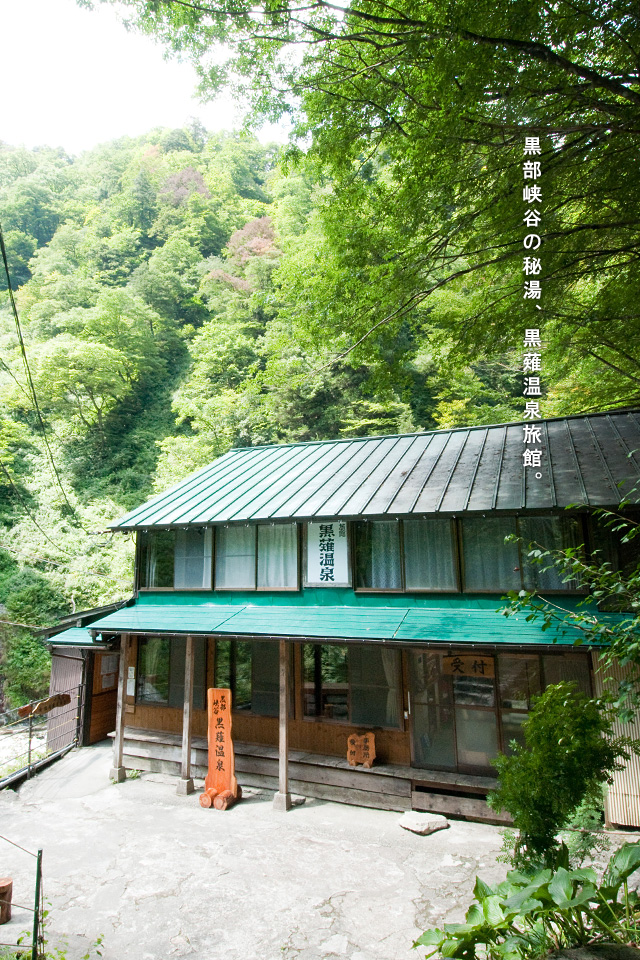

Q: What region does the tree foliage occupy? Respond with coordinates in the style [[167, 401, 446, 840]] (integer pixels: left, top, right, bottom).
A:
[[85, 0, 640, 408], [489, 683, 638, 865]]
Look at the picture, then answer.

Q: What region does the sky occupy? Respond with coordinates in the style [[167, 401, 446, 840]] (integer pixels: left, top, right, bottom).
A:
[[2, 0, 285, 155]]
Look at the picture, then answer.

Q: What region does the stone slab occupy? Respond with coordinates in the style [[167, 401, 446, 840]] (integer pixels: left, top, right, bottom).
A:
[[398, 812, 450, 835]]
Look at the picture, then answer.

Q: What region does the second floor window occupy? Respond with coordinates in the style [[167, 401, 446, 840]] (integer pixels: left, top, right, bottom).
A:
[[139, 529, 212, 589], [214, 523, 298, 590], [355, 518, 458, 591]]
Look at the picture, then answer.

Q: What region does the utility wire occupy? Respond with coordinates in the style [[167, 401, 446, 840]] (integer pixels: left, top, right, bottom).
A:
[[0, 542, 132, 585], [0, 354, 31, 401], [0, 221, 80, 520], [0, 456, 71, 555]]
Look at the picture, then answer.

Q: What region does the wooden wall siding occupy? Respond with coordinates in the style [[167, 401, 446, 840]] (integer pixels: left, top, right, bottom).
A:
[[133, 704, 209, 737], [132, 708, 409, 765], [592, 652, 640, 828], [47, 649, 84, 753], [85, 652, 119, 744], [88, 690, 118, 744]]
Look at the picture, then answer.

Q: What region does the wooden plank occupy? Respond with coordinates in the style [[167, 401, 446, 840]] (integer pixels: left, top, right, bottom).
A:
[[411, 791, 511, 824], [234, 755, 410, 796], [236, 770, 411, 811], [204, 688, 238, 799], [180, 635, 195, 783], [275, 638, 291, 810], [109, 635, 129, 781]]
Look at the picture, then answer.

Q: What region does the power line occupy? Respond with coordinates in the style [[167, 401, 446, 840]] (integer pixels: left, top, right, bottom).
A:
[[0, 457, 71, 555], [0, 221, 80, 520], [0, 541, 132, 585]]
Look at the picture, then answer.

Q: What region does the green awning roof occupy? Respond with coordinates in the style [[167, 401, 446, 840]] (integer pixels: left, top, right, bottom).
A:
[[46, 627, 112, 648], [87, 600, 617, 647]]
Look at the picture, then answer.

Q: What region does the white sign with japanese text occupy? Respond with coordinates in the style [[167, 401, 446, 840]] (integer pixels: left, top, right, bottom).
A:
[[306, 521, 350, 587]]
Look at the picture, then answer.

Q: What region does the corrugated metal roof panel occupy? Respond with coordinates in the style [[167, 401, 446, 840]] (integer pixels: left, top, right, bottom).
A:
[[46, 627, 104, 647], [110, 410, 640, 529], [88, 600, 617, 646]]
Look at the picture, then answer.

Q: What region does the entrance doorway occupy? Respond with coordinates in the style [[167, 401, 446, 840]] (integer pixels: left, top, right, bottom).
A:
[[407, 648, 592, 776], [408, 650, 498, 775]]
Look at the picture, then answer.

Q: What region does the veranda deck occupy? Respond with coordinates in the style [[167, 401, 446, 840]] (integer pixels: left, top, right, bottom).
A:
[[112, 727, 509, 823]]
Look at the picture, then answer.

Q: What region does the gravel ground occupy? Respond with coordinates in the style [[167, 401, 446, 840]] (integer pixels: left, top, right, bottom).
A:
[[0, 742, 511, 960]]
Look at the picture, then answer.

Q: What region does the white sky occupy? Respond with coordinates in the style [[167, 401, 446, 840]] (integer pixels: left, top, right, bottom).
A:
[[1, 0, 286, 155]]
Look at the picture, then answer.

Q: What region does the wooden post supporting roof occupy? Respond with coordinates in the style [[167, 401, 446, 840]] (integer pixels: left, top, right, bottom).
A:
[[177, 634, 195, 796], [109, 633, 129, 783], [273, 638, 292, 811]]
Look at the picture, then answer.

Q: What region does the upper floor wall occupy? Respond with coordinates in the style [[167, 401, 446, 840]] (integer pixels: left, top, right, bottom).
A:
[[136, 513, 633, 596]]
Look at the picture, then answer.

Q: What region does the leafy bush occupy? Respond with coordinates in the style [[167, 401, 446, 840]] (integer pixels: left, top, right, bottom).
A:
[[488, 683, 638, 867], [0, 628, 51, 707], [415, 842, 640, 960]]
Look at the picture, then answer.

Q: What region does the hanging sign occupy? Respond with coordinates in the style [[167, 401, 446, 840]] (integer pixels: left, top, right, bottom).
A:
[[442, 655, 495, 678], [306, 521, 350, 586]]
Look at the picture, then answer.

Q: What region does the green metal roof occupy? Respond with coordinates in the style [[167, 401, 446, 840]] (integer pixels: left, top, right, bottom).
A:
[[109, 410, 640, 530], [46, 627, 111, 648], [87, 594, 617, 647]]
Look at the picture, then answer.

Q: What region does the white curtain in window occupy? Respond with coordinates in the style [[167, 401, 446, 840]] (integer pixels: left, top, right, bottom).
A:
[[381, 647, 400, 726], [404, 519, 456, 589], [257, 524, 298, 588], [462, 517, 520, 590], [370, 521, 402, 588], [174, 528, 212, 589], [147, 540, 158, 588], [519, 516, 579, 591], [215, 526, 256, 588]]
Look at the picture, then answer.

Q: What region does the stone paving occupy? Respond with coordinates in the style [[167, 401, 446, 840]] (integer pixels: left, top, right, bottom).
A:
[[0, 742, 508, 960]]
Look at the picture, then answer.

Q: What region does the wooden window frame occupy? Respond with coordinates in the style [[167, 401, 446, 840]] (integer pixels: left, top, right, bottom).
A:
[[301, 641, 404, 732], [353, 518, 461, 594]]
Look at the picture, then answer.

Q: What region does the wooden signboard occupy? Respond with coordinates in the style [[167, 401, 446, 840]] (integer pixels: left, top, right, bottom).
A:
[[18, 693, 71, 719], [442, 655, 495, 678], [200, 688, 240, 810], [347, 732, 376, 768]]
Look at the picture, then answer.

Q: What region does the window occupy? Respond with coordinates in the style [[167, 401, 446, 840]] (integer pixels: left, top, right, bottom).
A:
[[461, 517, 521, 591], [257, 524, 298, 588], [303, 643, 402, 728], [350, 645, 401, 728], [355, 521, 403, 589], [409, 649, 592, 773], [404, 519, 457, 590], [461, 515, 583, 593], [214, 639, 288, 716], [590, 515, 640, 578], [136, 636, 206, 708], [354, 519, 459, 591], [497, 654, 541, 753], [139, 530, 175, 588], [139, 528, 212, 589], [174, 528, 213, 589], [519, 516, 580, 591], [214, 524, 298, 590], [215, 526, 256, 589]]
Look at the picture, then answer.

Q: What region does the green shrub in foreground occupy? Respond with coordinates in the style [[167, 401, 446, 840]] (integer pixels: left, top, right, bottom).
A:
[[415, 841, 640, 960]]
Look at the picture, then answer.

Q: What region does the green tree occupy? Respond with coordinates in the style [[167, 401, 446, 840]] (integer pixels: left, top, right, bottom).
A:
[[488, 683, 637, 866], [87, 0, 640, 411]]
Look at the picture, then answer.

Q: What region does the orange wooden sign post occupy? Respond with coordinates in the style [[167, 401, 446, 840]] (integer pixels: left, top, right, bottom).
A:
[[200, 688, 240, 810]]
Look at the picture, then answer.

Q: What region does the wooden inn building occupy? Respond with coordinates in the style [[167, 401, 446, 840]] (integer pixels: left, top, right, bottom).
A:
[[46, 409, 640, 824]]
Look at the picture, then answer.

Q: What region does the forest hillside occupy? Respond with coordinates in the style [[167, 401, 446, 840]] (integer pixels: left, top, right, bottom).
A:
[[0, 118, 635, 703]]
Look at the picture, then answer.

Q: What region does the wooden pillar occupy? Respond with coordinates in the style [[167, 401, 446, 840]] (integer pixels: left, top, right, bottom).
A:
[[177, 634, 195, 795], [273, 638, 292, 811], [109, 633, 129, 782]]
